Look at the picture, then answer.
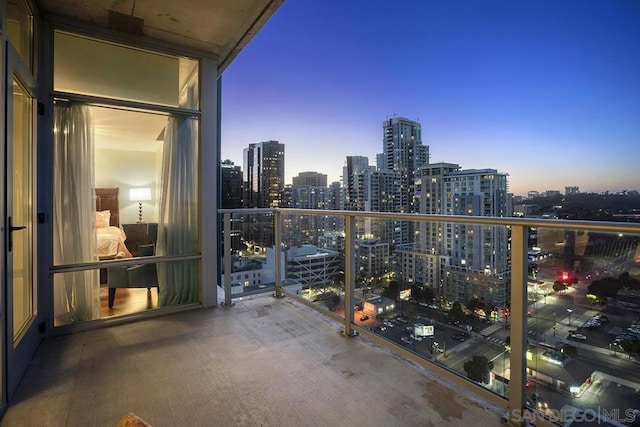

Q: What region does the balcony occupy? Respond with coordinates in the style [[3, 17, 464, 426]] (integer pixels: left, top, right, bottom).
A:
[[1, 293, 504, 426], [220, 208, 640, 426], [4, 208, 640, 426]]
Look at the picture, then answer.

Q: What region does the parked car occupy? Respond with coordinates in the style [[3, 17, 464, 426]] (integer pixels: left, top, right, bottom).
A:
[[570, 333, 587, 340], [530, 392, 549, 410]]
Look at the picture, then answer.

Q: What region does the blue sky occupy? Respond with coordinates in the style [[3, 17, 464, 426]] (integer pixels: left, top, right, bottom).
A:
[[221, 0, 640, 196]]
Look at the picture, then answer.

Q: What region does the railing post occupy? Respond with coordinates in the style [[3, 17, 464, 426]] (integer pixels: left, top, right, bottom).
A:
[[274, 210, 283, 298], [223, 212, 233, 306], [508, 224, 528, 424], [343, 214, 356, 336]]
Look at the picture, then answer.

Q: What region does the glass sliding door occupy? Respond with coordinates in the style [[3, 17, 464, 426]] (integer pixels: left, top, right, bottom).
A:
[[10, 77, 35, 342], [52, 31, 202, 325], [4, 41, 39, 399]]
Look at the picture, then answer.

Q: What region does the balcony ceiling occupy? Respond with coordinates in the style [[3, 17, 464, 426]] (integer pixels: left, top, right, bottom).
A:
[[34, 0, 284, 73]]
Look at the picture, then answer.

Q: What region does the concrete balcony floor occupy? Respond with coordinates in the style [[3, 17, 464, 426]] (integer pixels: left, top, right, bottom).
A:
[[1, 295, 504, 426]]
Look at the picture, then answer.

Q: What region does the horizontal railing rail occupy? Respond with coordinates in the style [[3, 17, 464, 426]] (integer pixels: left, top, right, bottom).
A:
[[219, 207, 640, 234]]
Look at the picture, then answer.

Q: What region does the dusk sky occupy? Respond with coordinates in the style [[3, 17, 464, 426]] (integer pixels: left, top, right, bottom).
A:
[[220, 0, 640, 196]]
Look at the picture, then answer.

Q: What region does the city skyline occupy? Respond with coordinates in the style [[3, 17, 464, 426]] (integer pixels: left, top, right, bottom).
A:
[[220, 0, 640, 196]]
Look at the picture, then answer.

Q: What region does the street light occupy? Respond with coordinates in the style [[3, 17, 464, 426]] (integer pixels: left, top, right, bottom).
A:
[[567, 308, 573, 326]]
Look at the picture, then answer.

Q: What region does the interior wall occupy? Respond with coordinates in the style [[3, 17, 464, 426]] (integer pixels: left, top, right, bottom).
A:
[[95, 147, 159, 224]]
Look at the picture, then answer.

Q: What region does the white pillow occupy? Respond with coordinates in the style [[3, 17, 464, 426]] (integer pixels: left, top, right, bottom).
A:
[[96, 210, 111, 228]]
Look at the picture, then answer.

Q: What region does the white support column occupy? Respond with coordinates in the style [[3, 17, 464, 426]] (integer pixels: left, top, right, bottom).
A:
[[200, 56, 218, 307]]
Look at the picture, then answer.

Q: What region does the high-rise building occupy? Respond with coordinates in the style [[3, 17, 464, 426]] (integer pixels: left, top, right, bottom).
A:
[[343, 156, 371, 211], [242, 140, 285, 250], [356, 238, 390, 279], [341, 156, 395, 240], [379, 117, 429, 245], [292, 171, 327, 187], [380, 117, 429, 213], [220, 159, 244, 252], [243, 140, 285, 208], [399, 164, 510, 307], [327, 181, 342, 211], [287, 176, 332, 246], [220, 159, 243, 209]]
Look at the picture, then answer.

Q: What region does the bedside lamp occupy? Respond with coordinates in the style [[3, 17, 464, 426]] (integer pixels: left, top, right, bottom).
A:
[[130, 187, 152, 223]]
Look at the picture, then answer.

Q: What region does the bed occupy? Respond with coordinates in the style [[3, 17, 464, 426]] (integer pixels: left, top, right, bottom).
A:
[[96, 187, 159, 308], [95, 188, 132, 259]]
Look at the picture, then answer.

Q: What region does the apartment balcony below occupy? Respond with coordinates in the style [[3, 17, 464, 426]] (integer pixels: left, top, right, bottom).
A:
[[0, 294, 503, 427]]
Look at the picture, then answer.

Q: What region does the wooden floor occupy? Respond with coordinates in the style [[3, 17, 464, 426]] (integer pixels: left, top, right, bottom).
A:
[[99, 286, 159, 318], [54, 286, 160, 328]]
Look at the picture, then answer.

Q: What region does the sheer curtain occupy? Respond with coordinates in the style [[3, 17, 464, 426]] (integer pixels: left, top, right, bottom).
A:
[[53, 102, 101, 323], [156, 113, 199, 306]]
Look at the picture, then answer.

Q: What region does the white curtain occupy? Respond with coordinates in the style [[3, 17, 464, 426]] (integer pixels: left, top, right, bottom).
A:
[[156, 113, 199, 306], [53, 102, 101, 323]]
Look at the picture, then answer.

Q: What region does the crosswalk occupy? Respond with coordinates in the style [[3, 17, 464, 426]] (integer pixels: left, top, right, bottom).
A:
[[479, 323, 503, 336], [486, 336, 504, 346]]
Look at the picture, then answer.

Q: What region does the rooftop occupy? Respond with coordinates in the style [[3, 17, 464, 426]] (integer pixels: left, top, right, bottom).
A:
[[1, 295, 502, 426]]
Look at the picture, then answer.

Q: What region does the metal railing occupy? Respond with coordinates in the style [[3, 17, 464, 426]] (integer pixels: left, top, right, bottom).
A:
[[219, 208, 640, 426]]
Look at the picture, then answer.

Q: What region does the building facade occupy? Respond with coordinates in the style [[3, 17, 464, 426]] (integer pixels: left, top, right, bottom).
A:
[[284, 245, 341, 287], [412, 164, 511, 307], [379, 117, 429, 245], [243, 140, 285, 209], [242, 140, 285, 250], [221, 159, 244, 251], [221, 159, 243, 209], [356, 238, 390, 279]]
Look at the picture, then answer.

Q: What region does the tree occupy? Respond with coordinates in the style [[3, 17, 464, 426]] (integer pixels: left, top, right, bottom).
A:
[[382, 281, 399, 300], [410, 284, 422, 301], [422, 286, 435, 303], [588, 277, 622, 299], [314, 291, 341, 311], [448, 301, 465, 322], [467, 297, 484, 313], [485, 302, 496, 321], [463, 355, 494, 384]]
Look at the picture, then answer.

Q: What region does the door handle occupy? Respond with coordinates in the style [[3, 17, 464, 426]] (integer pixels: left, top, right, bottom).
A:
[[7, 216, 26, 252]]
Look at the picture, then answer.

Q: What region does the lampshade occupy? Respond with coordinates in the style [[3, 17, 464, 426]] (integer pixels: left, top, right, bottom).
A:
[[130, 187, 152, 201]]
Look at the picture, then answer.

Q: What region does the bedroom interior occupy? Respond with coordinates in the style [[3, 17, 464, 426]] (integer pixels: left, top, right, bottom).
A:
[[95, 188, 159, 315], [90, 105, 166, 319], [52, 105, 167, 326]]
